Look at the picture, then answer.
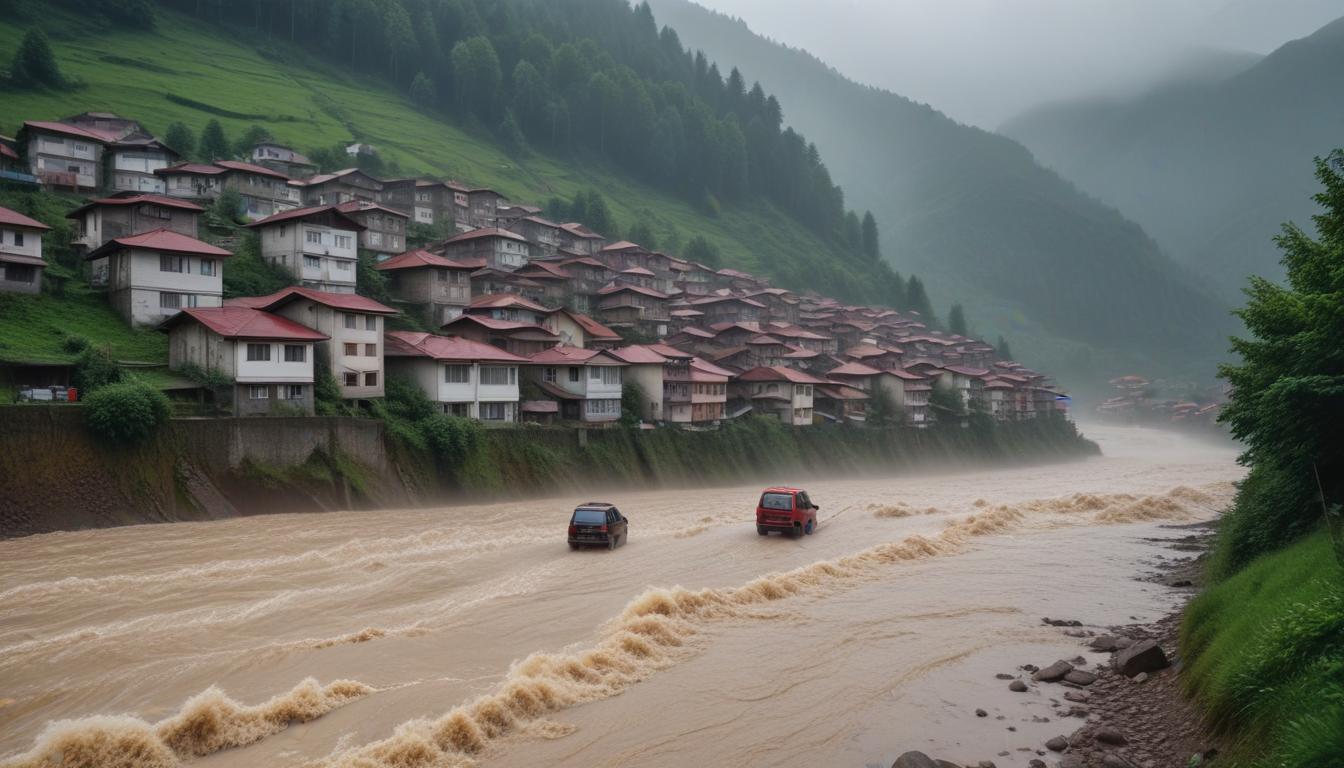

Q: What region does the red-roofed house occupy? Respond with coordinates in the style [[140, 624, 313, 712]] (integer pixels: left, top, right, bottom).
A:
[[157, 160, 299, 219], [229, 287, 397, 401], [607, 343, 696, 423], [690, 294, 767, 325], [335, 200, 409, 258], [558, 222, 605, 255], [689, 358, 732, 424], [68, 194, 204, 254], [731, 366, 825, 426], [159, 306, 327, 415], [545, 309, 622, 349], [374, 249, 473, 324], [296, 168, 383, 207], [506, 215, 564, 258], [595, 283, 670, 338], [466, 292, 553, 325], [247, 205, 365, 293], [438, 227, 531, 269], [20, 120, 109, 190], [0, 205, 51, 295], [86, 228, 233, 326], [523, 346, 627, 422], [384, 331, 525, 421], [826, 361, 929, 425], [440, 314, 561, 357]]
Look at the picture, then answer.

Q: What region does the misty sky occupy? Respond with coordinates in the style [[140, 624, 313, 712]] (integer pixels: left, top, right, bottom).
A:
[[685, 0, 1343, 128]]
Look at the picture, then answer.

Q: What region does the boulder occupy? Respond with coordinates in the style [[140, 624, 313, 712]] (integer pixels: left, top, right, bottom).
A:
[[1064, 670, 1098, 686], [1115, 639, 1169, 677], [1033, 660, 1074, 682], [1088, 635, 1133, 652], [1063, 690, 1090, 703], [892, 751, 940, 768], [975, 708, 988, 717], [1045, 735, 1070, 752], [1043, 617, 1084, 627], [1059, 757, 1087, 768], [1095, 726, 1127, 746], [995, 673, 1014, 680], [1009, 680, 1029, 692], [1102, 755, 1130, 768], [1028, 761, 1047, 768], [1133, 672, 1149, 684]]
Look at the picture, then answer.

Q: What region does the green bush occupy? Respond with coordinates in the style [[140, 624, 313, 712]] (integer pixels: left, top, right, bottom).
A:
[[83, 380, 171, 444], [72, 345, 123, 393], [62, 334, 90, 354]]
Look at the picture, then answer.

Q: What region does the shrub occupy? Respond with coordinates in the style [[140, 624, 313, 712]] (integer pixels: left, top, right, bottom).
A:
[[84, 380, 170, 444], [62, 334, 90, 354], [72, 345, 123, 392]]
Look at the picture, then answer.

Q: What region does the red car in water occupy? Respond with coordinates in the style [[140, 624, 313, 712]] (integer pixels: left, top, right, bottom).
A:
[[756, 487, 820, 538]]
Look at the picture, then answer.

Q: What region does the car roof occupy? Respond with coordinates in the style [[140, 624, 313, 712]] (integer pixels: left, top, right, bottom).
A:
[[762, 487, 805, 494], [575, 502, 616, 509]]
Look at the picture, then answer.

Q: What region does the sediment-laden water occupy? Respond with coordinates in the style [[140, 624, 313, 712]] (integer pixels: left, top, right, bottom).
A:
[[0, 424, 1242, 767]]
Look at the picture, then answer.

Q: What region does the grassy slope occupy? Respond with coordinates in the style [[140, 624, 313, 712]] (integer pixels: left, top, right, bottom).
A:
[[0, 6, 883, 302], [1180, 529, 1344, 766]]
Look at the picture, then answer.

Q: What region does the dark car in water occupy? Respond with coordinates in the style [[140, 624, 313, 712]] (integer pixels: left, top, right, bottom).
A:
[[567, 502, 628, 550]]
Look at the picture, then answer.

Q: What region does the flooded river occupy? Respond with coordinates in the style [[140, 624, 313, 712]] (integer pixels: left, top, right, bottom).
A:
[[0, 424, 1242, 767]]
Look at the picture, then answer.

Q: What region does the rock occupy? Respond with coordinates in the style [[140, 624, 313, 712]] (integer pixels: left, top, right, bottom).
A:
[[1059, 757, 1086, 768], [1062, 628, 1090, 638], [1133, 672, 1149, 683], [1043, 617, 1083, 627], [934, 760, 961, 768], [1061, 706, 1089, 718], [1033, 660, 1074, 682], [1101, 755, 1130, 768], [1009, 680, 1029, 692], [1064, 670, 1098, 686], [1063, 691, 1090, 703], [1045, 735, 1069, 752], [1028, 761, 1047, 768], [1115, 639, 1170, 677], [892, 751, 940, 768], [975, 708, 988, 717], [995, 673, 1014, 680], [1021, 664, 1040, 673], [1070, 656, 1088, 665], [1007, 726, 1017, 732], [1170, 579, 1193, 588], [1088, 635, 1134, 652], [1095, 726, 1127, 746], [1115, 636, 1135, 649]]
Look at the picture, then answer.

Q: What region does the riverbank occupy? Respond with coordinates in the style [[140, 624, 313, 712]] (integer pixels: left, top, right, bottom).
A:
[[0, 406, 1097, 538]]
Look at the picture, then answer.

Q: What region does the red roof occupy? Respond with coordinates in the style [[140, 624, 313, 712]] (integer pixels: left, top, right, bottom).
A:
[[213, 159, 290, 180], [598, 283, 668, 299], [607, 345, 670, 365], [444, 227, 528, 244], [385, 330, 528, 362], [374, 249, 473, 271], [68, 194, 205, 218], [690, 358, 734, 380], [516, 261, 572, 279], [156, 162, 227, 176], [244, 205, 366, 231], [827, 362, 882, 377], [601, 240, 644, 252], [560, 222, 604, 240], [86, 228, 231, 260], [469, 292, 551, 313], [443, 314, 559, 337], [528, 346, 625, 365], [736, 366, 826, 385], [621, 266, 655, 276], [22, 120, 110, 143], [160, 306, 328, 341], [0, 144, 20, 162], [0, 205, 51, 231], [0, 253, 47, 267], [559, 310, 621, 340], [228, 286, 397, 315], [335, 199, 410, 219]]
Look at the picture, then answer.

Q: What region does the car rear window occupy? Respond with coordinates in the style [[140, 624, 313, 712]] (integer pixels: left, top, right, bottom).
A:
[[760, 493, 793, 510], [572, 508, 607, 524]]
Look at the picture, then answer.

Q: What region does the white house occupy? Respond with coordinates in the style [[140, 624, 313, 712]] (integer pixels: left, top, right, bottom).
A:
[[732, 366, 824, 426], [85, 228, 232, 326], [229, 286, 397, 401], [159, 306, 327, 416], [246, 205, 365, 294], [384, 331, 526, 422], [0, 205, 51, 295], [523, 346, 627, 423], [67, 193, 204, 254]]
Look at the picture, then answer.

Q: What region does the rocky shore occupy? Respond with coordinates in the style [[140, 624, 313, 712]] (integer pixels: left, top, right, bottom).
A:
[[890, 522, 1223, 768]]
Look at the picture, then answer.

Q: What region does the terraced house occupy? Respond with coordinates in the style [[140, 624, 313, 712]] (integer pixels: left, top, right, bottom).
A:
[[373, 249, 473, 325], [524, 346, 627, 423], [384, 331, 525, 421]]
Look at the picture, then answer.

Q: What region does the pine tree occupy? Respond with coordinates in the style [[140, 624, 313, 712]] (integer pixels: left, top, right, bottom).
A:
[[685, 235, 721, 268], [844, 211, 862, 251], [10, 28, 64, 89], [232, 124, 271, 159], [905, 275, 934, 320], [198, 120, 230, 161], [410, 71, 435, 108], [163, 122, 196, 160], [581, 190, 613, 237], [861, 211, 880, 260], [948, 304, 969, 336], [996, 335, 1013, 361], [626, 221, 657, 251]]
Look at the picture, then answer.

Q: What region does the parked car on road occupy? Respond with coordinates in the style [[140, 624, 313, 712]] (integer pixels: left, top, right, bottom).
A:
[[756, 487, 820, 538], [568, 502, 628, 550]]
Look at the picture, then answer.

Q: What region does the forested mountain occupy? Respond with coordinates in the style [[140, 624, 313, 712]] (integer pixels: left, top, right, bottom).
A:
[[648, 0, 1237, 387], [1003, 15, 1344, 301]]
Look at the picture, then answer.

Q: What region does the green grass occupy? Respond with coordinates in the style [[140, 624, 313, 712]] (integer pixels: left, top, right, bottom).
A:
[[1180, 529, 1344, 767], [0, 5, 893, 304], [0, 288, 167, 364]]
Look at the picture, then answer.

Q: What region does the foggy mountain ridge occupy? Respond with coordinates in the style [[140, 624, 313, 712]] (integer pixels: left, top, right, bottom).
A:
[[1002, 13, 1344, 302], [647, 0, 1236, 389]]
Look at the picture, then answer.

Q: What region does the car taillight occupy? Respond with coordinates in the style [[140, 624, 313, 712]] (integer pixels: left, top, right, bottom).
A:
[[568, 525, 577, 535], [598, 525, 608, 532]]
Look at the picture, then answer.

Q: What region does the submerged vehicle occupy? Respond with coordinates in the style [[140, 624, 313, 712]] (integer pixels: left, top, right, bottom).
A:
[[567, 502, 628, 550], [755, 487, 820, 538]]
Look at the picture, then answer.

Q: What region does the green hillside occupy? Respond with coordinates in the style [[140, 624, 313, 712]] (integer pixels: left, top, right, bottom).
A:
[[1002, 15, 1344, 302], [647, 0, 1238, 392], [0, 2, 900, 307]]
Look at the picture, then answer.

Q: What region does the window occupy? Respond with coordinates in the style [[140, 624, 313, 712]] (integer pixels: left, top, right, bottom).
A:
[[160, 254, 184, 273], [343, 372, 359, 386], [365, 315, 377, 331], [306, 230, 323, 245], [542, 367, 557, 383], [568, 367, 580, 383], [335, 260, 351, 272], [365, 343, 377, 356], [760, 493, 793, 511], [200, 259, 216, 277], [479, 366, 515, 386], [444, 365, 470, 384], [589, 367, 602, 381], [437, 270, 448, 282], [479, 402, 508, 420], [304, 255, 321, 269], [601, 367, 621, 387], [246, 343, 271, 361], [334, 234, 353, 249], [277, 384, 304, 400], [364, 371, 378, 387], [249, 385, 269, 400], [159, 292, 184, 309], [5, 264, 36, 283], [283, 345, 306, 362], [344, 313, 356, 329], [13, 232, 23, 247], [343, 343, 358, 357]]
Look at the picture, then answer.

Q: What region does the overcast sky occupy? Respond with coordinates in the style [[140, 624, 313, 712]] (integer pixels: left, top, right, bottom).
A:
[[685, 0, 1343, 128]]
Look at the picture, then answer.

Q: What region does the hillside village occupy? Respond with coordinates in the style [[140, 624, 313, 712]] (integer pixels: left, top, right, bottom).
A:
[[0, 111, 1069, 428]]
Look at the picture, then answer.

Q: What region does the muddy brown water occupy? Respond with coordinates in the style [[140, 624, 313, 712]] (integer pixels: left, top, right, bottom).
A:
[[0, 424, 1242, 767]]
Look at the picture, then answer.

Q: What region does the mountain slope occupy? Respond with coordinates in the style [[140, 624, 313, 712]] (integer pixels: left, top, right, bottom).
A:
[[0, 2, 898, 306], [1003, 15, 1344, 301], [647, 0, 1234, 389]]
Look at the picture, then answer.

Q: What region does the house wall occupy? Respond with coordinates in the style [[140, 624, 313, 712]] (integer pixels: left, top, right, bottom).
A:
[[387, 357, 519, 422], [259, 222, 358, 293], [623, 363, 664, 422], [0, 227, 42, 261], [97, 249, 224, 326], [29, 132, 101, 189], [162, 173, 222, 199], [75, 206, 199, 251], [0, 226, 44, 294], [271, 302, 385, 400], [109, 150, 171, 193]]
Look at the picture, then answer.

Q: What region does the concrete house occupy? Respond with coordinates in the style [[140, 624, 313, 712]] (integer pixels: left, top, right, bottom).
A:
[[385, 331, 525, 421], [607, 343, 695, 423], [20, 120, 107, 191], [251, 142, 316, 178], [545, 309, 622, 349], [160, 306, 326, 416], [689, 357, 733, 425], [558, 222, 605, 255], [825, 361, 928, 424], [469, 267, 545, 304], [466, 188, 503, 229], [438, 228, 530, 270], [512, 261, 574, 307], [733, 366, 823, 426], [86, 228, 232, 326], [0, 205, 51, 295], [246, 205, 365, 293], [298, 168, 384, 206], [440, 314, 561, 357], [465, 293, 553, 326], [156, 161, 300, 219], [690, 295, 768, 325], [555, 256, 614, 312], [68, 194, 204, 255], [373, 249, 473, 325], [106, 135, 179, 194], [596, 283, 671, 338], [524, 346, 627, 423], [335, 200, 408, 259], [230, 287, 397, 401], [506, 215, 564, 258]]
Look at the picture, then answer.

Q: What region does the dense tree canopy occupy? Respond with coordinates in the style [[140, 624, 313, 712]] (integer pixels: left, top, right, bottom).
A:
[[9, 28, 65, 89]]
